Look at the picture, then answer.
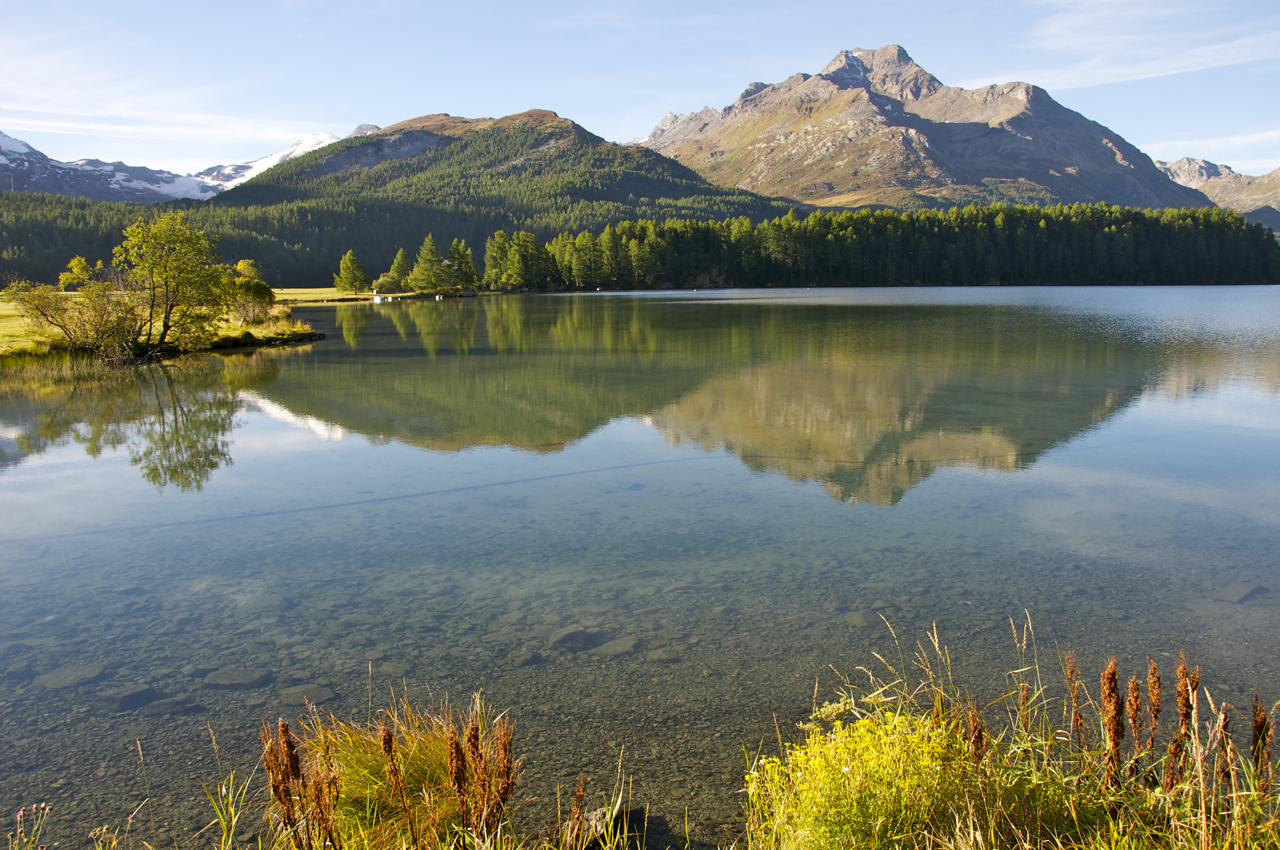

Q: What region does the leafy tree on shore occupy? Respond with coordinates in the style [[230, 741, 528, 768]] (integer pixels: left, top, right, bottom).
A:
[[114, 212, 226, 351], [224, 259, 275, 325], [3, 213, 241, 358]]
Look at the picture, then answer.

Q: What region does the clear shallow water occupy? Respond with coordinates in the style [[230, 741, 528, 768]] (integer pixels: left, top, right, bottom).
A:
[[2, 287, 1280, 845]]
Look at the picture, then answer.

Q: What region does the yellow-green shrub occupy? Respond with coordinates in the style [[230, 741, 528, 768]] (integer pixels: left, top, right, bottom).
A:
[[746, 713, 975, 849]]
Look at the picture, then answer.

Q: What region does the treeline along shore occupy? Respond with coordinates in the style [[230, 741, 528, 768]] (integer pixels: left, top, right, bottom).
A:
[[2, 190, 1278, 289]]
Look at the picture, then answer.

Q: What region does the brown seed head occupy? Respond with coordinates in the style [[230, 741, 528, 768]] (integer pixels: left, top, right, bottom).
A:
[[1176, 653, 1193, 734], [1126, 676, 1142, 749], [1101, 657, 1123, 781], [1147, 659, 1162, 739]]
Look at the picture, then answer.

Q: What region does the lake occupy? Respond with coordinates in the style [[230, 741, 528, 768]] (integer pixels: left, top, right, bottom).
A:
[[2, 286, 1279, 846]]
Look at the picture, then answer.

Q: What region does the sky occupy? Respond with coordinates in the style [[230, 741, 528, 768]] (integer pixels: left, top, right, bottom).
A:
[[2, 0, 1279, 176]]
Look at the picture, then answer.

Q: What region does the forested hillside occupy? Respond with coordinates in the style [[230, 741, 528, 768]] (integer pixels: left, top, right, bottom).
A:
[[0, 111, 787, 286]]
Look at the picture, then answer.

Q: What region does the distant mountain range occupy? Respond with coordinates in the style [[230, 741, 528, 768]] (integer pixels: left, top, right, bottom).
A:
[[0, 125, 378, 203]]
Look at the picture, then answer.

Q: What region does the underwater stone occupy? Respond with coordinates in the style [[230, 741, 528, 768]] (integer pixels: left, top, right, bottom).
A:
[[507, 650, 545, 668], [548, 626, 603, 651], [593, 637, 642, 657], [140, 697, 205, 716], [202, 667, 273, 689], [279, 684, 335, 705], [98, 685, 163, 711], [646, 648, 681, 663], [1214, 581, 1262, 604], [34, 663, 104, 689], [4, 660, 34, 681]]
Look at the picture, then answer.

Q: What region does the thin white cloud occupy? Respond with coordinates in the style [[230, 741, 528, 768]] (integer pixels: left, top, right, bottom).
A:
[[1143, 127, 1280, 157], [0, 28, 324, 157], [961, 0, 1280, 91]]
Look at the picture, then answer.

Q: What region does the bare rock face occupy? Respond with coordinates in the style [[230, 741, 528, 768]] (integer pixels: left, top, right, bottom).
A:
[[638, 45, 1212, 211]]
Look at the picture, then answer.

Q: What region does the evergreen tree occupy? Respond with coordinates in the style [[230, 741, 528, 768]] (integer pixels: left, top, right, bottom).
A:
[[482, 231, 511, 290], [333, 249, 371, 293], [388, 248, 412, 281], [407, 235, 444, 293], [443, 238, 479, 289]]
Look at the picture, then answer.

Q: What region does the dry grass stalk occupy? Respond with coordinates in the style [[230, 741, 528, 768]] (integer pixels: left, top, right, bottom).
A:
[[1252, 692, 1274, 793], [1165, 652, 1199, 792], [1126, 674, 1143, 773], [1147, 658, 1162, 752], [1066, 649, 1087, 750], [546, 775, 589, 850], [1100, 657, 1123, 786]]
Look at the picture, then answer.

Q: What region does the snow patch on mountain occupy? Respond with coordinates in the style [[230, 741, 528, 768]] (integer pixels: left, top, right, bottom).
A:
[[197, 132, 342, 189], [0, 125, 374, 203]]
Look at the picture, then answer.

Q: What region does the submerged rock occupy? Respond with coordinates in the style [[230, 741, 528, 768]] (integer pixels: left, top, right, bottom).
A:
[[141, 697, 205, 716], [98, 685, 163, 711], [34, 663, 104, 689], [1213, 581, 1263, 604], [548, 626, 604, 651], [593, 637, 642, 657], [507, 650, 545, 668], [279, 684, 335, 705], [202, 667, 273, 689]]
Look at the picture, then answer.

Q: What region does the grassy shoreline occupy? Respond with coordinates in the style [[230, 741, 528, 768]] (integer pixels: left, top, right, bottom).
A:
[[10, 624, 1279, 850]]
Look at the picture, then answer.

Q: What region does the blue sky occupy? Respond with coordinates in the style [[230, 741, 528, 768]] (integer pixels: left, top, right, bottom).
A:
[[3, 0, 1279, 176]]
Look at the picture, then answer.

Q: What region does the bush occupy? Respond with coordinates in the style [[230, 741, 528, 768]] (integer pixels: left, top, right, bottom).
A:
[[747, 713, 975, 848]]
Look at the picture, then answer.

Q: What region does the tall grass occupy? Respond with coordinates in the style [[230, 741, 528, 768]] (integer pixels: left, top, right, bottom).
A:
[[744, 618, 1280, 849]]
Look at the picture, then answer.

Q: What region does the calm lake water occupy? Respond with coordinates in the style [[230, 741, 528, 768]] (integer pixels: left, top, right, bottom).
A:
[[2, 287, 1280, 846]]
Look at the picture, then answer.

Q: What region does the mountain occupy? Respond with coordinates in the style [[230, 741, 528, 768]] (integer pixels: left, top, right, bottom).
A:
[[0, 127, 359, 203], [1157, 157, 1280, 230], [0, 130, 220, 202], [638, 46, 1213, 211]]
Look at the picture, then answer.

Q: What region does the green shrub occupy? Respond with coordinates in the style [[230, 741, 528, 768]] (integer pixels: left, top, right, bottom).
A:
[[747, 713, 975, 848]]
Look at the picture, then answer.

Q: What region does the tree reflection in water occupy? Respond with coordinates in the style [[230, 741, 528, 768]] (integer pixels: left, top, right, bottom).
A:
[[7, 359, 242, 492]]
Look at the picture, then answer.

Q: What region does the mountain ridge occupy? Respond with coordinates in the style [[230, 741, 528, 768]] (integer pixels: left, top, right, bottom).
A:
[[639, 45, 1214, 211]]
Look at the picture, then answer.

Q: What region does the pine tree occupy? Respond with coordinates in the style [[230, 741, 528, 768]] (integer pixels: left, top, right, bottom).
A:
[[407, 235, 444, 292], [333, 249, 371, 293], [482, 231, 511, 290], [444, 238, 479, 289]]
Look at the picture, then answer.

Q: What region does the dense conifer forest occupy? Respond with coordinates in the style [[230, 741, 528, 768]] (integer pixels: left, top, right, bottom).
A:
[[485, 204, 1280, 290]]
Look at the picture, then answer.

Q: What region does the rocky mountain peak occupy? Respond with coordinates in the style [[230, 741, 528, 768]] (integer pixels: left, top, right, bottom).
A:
[[818, 50, 870, 87], [817, 45, 943, 102]]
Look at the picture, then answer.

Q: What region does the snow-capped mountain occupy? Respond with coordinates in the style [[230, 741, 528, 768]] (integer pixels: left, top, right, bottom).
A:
[[0, 126, 374, 203], [0, 129, 222, 202], [195, 132, 342, 189]]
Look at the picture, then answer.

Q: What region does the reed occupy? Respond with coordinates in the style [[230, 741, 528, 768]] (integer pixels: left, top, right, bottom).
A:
[[257, 691, 523, 850]]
